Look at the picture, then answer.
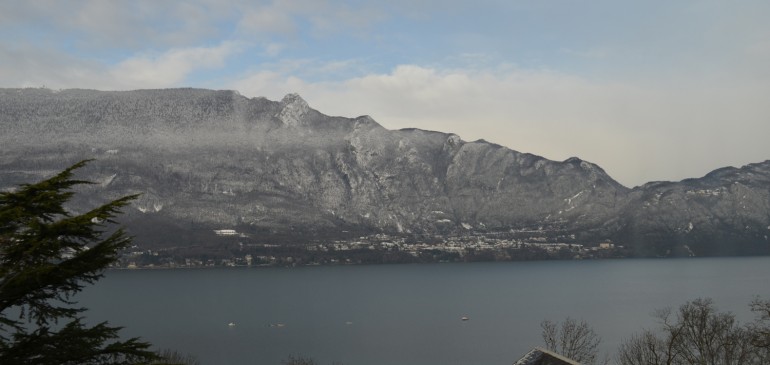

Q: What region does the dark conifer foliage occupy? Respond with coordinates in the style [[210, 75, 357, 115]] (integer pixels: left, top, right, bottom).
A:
[[0, 160, 157, 365]]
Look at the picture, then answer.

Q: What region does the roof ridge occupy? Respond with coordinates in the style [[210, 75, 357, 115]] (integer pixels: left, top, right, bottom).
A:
[[512, 347, 582, 365]]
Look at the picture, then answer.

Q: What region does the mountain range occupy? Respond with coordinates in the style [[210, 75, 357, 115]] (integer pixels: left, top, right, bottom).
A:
[[1, 87, 768, 257]]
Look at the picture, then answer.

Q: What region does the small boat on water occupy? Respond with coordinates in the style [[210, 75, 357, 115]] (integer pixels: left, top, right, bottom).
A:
[[461, 316, 469, 321], [228, 322, 236, 327]]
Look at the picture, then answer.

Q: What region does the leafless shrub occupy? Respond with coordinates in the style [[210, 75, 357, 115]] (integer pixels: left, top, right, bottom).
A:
[[617, 298, 761, 365], [541, 317, 608, 364]]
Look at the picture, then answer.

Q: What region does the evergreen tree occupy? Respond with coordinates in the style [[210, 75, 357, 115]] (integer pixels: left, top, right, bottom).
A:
[[0, 160, 157, 364]]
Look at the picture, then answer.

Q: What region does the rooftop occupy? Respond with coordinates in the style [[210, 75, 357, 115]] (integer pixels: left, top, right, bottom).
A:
[[512, 347, 581, 365]]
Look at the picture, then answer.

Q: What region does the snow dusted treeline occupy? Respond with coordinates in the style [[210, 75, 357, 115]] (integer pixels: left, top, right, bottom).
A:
[[1, 88, 769, 258]]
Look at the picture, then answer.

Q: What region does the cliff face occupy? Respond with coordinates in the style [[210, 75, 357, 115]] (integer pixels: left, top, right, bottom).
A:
[[615, 162, 770, 256], [1, 88, 768, 256]]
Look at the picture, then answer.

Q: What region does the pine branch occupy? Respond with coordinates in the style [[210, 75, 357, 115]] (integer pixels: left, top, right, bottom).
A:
[[0, 160, 155, 364]]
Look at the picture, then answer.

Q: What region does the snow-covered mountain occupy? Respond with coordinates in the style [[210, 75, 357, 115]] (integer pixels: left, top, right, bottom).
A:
[[1, 88, 768, 257]]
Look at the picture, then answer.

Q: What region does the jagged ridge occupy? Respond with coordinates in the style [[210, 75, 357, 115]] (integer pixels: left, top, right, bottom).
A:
[[1, 88, 768, 257]]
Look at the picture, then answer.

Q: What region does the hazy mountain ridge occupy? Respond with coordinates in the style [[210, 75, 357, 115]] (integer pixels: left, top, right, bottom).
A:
[[1, 88, 768, 257], [616, 161, 770, 255]]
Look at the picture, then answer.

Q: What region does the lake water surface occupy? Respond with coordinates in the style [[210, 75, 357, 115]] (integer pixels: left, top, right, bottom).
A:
[[79, 257, 770, 365]]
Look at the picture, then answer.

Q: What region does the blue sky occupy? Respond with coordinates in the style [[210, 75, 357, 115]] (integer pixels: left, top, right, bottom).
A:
[[2, 0, 770, 187]]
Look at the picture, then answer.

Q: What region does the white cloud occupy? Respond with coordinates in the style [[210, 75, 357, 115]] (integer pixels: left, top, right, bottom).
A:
[[238, 5, 297, 35], [308, 2, 387, 36], [235, 0, 387, 38], [229, 70, 308, 101], [4, 0, 770, 187], [230, 64, 770, 187], [0, 44, 110, 89], [264, 43, 286, 57], [0, 41, 240, 90], [0, 1, 245, 49], [0, 0, 387, 41], [111, 42, 240, 88]]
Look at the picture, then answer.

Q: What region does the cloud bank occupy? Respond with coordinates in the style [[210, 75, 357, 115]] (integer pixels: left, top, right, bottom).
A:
[[2, 0, 770, 186], [229, 63, 770, 187]]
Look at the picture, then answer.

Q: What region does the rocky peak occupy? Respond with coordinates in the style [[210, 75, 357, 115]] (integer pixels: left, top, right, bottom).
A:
[[276, 93, 311, 127], [352, 115, 380, 130], [446, 134, 462, 146], [1, 87, 768, 258]]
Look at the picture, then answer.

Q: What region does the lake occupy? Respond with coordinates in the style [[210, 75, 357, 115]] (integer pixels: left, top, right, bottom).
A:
[[79, 257, 770, 365]]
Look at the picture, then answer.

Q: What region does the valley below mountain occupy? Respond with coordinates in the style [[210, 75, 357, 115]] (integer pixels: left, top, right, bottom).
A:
[[1, 88, 769, 266]]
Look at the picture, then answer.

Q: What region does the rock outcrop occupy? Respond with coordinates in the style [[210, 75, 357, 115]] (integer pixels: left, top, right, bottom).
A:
[[1, 88, 768, 256]]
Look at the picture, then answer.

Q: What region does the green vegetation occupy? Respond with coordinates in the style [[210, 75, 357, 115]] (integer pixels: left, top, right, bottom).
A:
[[3, 160, 769, 365], [0, 160, 157, 364]]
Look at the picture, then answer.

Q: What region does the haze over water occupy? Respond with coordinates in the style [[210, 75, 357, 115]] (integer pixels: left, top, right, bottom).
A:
[[80, 257, 770, 365]]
